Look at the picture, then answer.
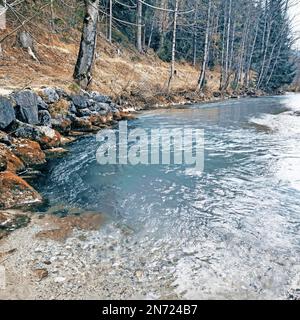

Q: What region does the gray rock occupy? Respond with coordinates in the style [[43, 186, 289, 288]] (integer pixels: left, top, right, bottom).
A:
[[99, 110, 110, 116], [55, 88, 68, 99], [13, 121, 61, 148], [77, 108, 92, 117], [111, 107, 119, 114], [89, 102, 111, 112], [13, 90, 39, 125], [87, 99, 96, 108], [109, 102, 120, 109], [90, 92, 112, 103], [42, 87, 60, 104], [0, 96, 15, 129], [71, 95, 88, 109], [38, 110, 52, 126], [69, 102, 77, 114], [37, 96, 48, 110], [13, 121, 42, 141]]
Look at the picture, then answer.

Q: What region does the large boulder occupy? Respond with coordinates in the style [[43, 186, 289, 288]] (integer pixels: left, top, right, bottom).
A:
[[0, 143, 25, 173], [0, 96, 15, 129], [13, 122, 61, 149], [37, 126, 61, 148], [13, 90, 39, 125], [12, 138, 46, 167], [0, 171, 43, 209]]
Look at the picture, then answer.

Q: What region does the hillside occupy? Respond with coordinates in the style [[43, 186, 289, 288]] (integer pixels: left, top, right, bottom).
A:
[[0, 23, 223, 107]]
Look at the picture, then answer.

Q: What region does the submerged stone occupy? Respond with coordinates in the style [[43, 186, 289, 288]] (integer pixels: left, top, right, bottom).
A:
[[0, 171, 43, 209]]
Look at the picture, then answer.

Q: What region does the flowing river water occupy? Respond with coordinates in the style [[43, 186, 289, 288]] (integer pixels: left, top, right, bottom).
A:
[[35, 94, 300, 299]]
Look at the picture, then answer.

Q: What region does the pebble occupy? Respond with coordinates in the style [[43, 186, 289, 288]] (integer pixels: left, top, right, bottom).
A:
[[54, 277, 66, 283]]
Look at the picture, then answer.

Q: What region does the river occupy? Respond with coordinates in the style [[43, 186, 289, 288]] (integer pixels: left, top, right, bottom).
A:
[[35, 94, 300, 299]]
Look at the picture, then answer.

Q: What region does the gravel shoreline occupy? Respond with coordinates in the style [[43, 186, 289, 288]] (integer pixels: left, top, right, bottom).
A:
[[0, 210, 179, 300]]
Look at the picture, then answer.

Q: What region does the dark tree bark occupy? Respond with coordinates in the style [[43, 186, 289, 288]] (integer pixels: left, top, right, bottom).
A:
[[73, 0, 100, 89]]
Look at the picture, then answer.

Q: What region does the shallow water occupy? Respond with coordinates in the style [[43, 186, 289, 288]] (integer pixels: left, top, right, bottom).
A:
[[37, 94, 300, 299]]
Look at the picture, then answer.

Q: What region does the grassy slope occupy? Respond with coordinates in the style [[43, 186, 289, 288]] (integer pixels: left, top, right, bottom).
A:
[[0, 17, 221, 107]]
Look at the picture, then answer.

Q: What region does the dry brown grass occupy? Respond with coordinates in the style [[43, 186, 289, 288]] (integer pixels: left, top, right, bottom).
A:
[[0, 19, 220, 106]]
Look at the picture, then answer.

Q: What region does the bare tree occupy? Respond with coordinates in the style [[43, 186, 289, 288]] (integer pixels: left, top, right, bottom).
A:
[[167, 0, 179, 91], [137, 0, 143, 52], [73, 0, 100, 89], [198, 0, 212, 90], [109, 0, 112, 43]]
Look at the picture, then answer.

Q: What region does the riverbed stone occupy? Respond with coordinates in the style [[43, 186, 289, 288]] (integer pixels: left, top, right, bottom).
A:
[[37, 126, 61, 149], [13, 121, 42, 141], [13, 122, 61, 149], [0, 171, 43, 209], [0, 96, 15, 129], [44, 147, 69, 159], [51, 117, 72, 134], [0, 211, 30, 233], [0, 143, 25, 173], [13, 90, 39, 125], [12, 138, 46, 167]]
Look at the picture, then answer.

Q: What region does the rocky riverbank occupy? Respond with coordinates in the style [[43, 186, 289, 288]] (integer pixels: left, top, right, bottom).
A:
[[0, 87, 135, 215], [0, 85, 271, 238]]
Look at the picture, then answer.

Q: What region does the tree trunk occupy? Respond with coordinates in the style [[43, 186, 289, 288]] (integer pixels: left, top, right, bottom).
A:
[[192, 4, 198, 67], [244, 15, 259, 87], [224, 0, 232, 87], [137, 0, 143, 52], [108, 0, 112, 43], [167, 0, 179, 91], [73, 0, 100, 89], [256, 19, 272, 89], [147, 18, 155, 51], [219, 1, 227, 91], [198, 0, 212, 90]]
